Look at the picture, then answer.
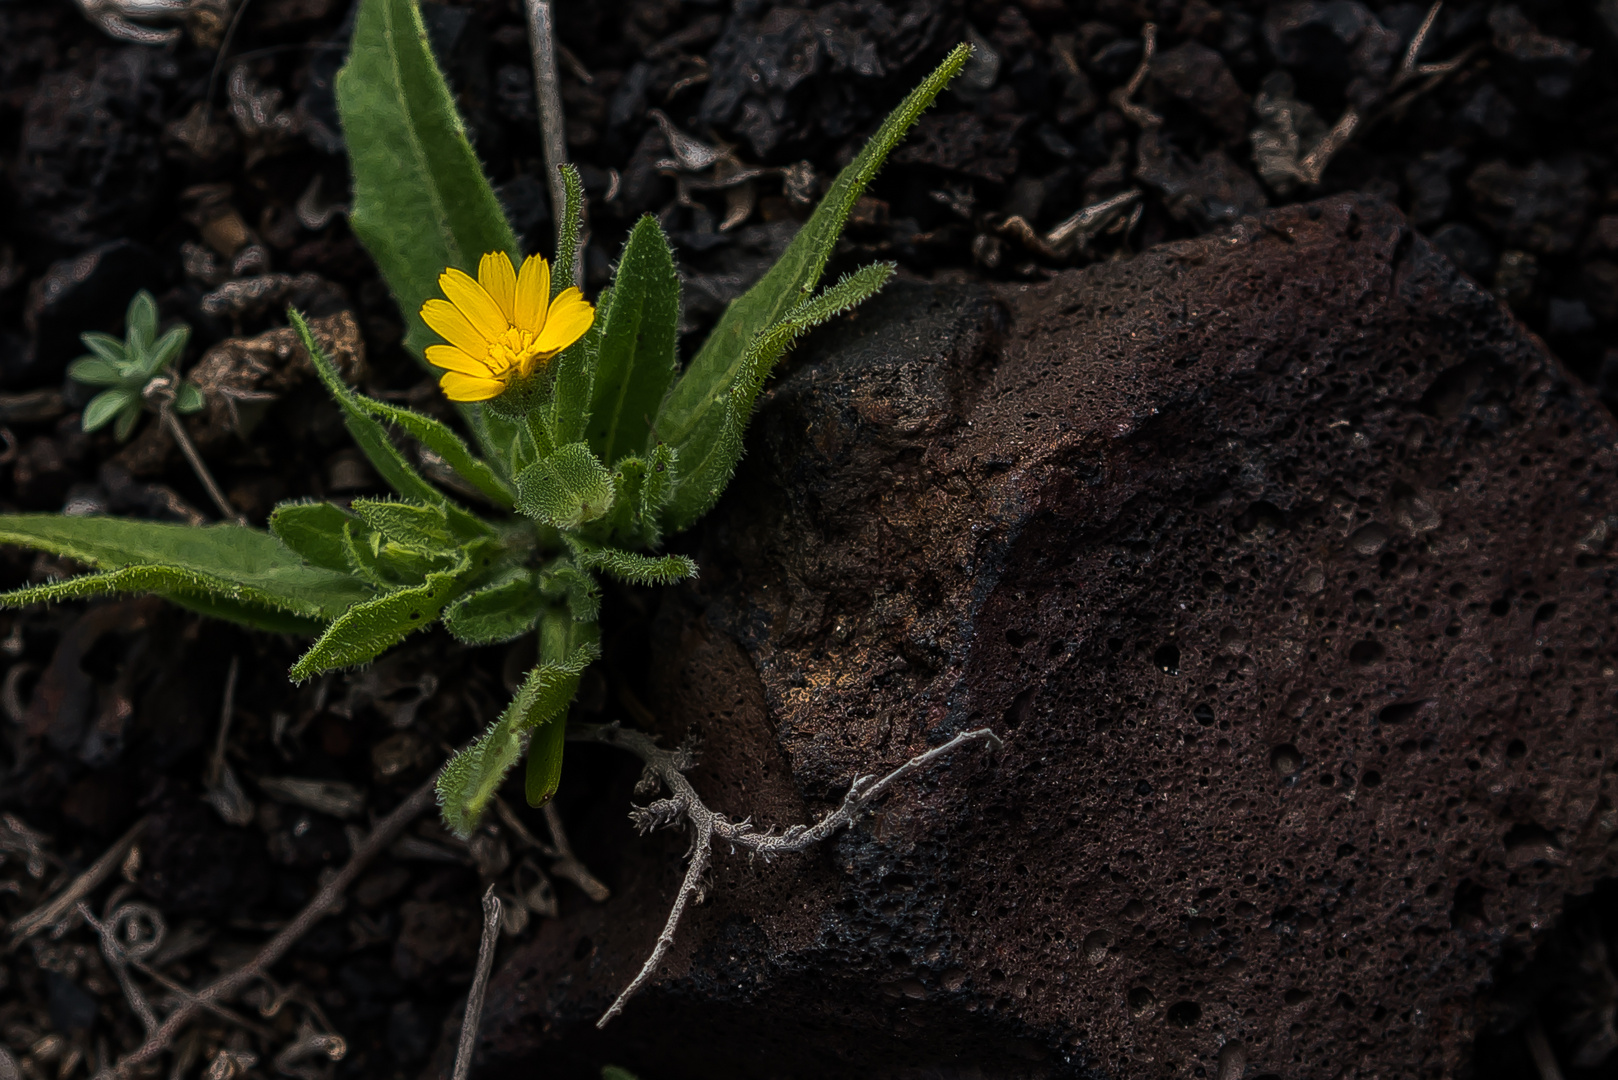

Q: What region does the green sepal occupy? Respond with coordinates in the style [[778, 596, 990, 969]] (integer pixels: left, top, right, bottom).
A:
[[289, 564, 465, 680], [0, 515, 374, 624], [435, 615, 599, 835], [514, 442, 615, 529], [442, 568, 546, 645], [587, 216, 679, 467], [270, 501, 359, 572]]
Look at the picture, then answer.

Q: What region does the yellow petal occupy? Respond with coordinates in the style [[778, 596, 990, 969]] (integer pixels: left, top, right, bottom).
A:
[[439, 371, 507, 402], [533, 288, 595, 354], [421, 299, 491, 358], [478, 252, 517, 322], [439, 268, 510, 339], [513, 255, 551, 332], [425, 344, 492, 377]]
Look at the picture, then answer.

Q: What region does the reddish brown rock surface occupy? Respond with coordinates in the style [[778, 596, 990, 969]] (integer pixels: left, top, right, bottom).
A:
[[475, 195, 1618, 1078]]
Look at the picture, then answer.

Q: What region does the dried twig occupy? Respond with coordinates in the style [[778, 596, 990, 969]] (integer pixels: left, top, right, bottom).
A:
[[1109, 23, 1161, 129], [451, 887, 503, 1080], [542, 803, 611, 902], [7, 817, 147, 946], [96, 773, 439, 1079], [572, 723, 1003, 1026], [493, 796, 611, 903], [1525, 1013, 1567, 1080], [158, 403, 246, 526], [522, 0, 578, 280], [203, 656, 255, 826]]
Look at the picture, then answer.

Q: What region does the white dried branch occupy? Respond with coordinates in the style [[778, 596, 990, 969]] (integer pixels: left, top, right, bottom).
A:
[[572, 723, 1002, 1026], [1109, 23, 1161, 129], [451, 887, 503, 1080], [7, 817, 147, 945]]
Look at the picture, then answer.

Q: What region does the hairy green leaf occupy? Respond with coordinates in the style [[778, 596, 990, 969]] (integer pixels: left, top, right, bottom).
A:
[[566, 537, 696, 587], [588, 217, 679, 467], [353, 395, 515, 509], [127, 291, 158, 352], [145, 327, 190, 378], [662, 262, 896, 530], [442, 569, 545, 644], [335, 0, 519, 361], [270, 501, 359, 572], [515, 443, 615, 529], [290, 566, 463, 679], [538, 561, 601, 623], [0, 515, 373, 622], [653, 43, 968, 506], [436, 620, 599, 835], [350, 498, 454, 550], [0, 566, 330, 636], [291, 310, 491, 542]]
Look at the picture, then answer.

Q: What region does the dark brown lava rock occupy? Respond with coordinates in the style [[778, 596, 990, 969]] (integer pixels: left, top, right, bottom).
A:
[[476, 195, 1618, 1079]]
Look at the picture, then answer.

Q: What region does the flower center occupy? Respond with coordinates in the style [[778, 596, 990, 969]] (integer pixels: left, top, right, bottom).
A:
[[486, 326, 548, 380]]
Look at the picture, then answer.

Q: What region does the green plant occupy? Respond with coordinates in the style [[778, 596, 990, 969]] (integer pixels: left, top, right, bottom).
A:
[[0, 0, 969, 836], [68, 290, 203, 442]]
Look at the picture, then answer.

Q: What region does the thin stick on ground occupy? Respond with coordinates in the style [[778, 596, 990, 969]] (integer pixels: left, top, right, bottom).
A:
[[96, 773, 439, 1079], [1109, 23, 1160, 129], [522, 0, 578, 281], [451, 886, 503, 1080], [6, 817, 147, 947], [493, 796, 610, 903], [160, 405, 246, 526], [542, 802, 611, 902], [571, 723, 1003, 1027]]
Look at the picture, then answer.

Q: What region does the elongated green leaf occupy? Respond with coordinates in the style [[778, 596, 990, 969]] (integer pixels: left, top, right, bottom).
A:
[[0, 567, 331, 636], [0, 515, 374, 622], [442, 569, 545, 644], [336, 0, 519, 361], [77, 333, 127, 367], [144, 326, 190, 378], [290, 566, 462, 679], [68, 358, 124, 387], [663, 263, 895, 530], [127, 291, 158, 352], [515, 443, 615, 529], [354, 396, 515, 509], [588, 217, 679, 467], [84, 390, 137, 433], [554, 163, 585, 294], [271, 501, 359, 572], [436, 620, 599, 835], [653, 44, 969, 474], [291, 310, 492, 543], [566, 537, 696, 587]]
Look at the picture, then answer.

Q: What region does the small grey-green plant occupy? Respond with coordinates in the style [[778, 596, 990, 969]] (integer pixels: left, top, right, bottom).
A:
[[0, 0, 971, 839], [68, 290, 203, 442]]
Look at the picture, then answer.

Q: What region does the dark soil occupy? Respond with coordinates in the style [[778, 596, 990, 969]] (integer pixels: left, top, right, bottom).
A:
[[0, 0, 1614, 1078]]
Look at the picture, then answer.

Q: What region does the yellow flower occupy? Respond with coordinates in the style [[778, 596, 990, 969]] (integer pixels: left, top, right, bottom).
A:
[[420, 252, 595, 402]]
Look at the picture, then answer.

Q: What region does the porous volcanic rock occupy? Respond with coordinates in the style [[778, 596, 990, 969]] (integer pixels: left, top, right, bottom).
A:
[[475, 195, 1618, 1079]]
